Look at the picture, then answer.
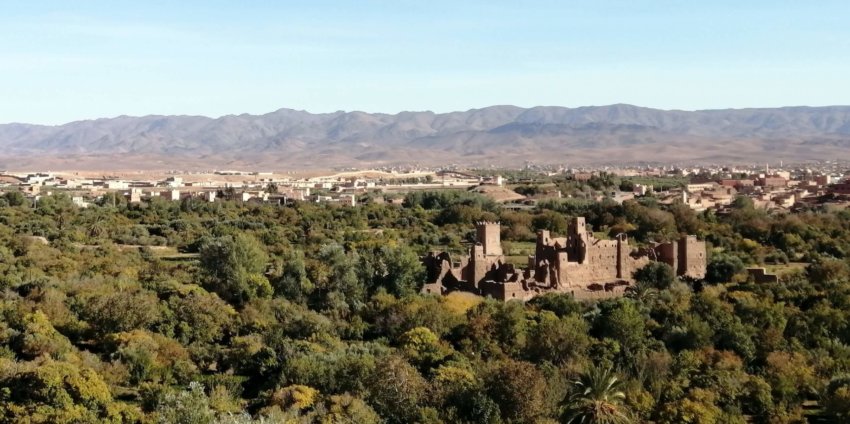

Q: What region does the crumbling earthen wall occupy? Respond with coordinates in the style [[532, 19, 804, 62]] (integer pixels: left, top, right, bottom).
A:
[[747, 267, 779, 283], [656, 242, 677, 273], [654, 236, 707, 279], [422, 218, 707, 301], [480, 280, 532, 301], [679, 236, 707, 279], [539, 220, 635, 287]]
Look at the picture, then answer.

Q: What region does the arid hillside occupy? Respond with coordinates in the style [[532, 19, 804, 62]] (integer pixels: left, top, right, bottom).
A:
[[2, 104, 849, 170]]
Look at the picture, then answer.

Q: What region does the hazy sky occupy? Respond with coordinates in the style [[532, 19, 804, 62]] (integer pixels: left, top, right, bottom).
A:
[[2, 1, 849, 124]]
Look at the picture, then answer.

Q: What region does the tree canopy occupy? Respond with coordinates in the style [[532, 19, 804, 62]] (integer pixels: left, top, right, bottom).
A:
[[0, 186, 848, 422]]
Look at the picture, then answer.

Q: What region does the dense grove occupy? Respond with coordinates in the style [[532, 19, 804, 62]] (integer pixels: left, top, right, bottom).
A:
[[2, 188, 850, 423]]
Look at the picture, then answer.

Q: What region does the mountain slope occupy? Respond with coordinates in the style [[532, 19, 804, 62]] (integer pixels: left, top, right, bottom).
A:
[[2, 104, 849, 169]]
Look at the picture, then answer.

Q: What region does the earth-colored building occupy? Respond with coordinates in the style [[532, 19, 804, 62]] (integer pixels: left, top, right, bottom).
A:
[[422, 217, 706, 301]]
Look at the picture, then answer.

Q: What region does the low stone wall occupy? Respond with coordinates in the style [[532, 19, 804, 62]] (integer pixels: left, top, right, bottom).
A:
[[747, 267, 779, 284]]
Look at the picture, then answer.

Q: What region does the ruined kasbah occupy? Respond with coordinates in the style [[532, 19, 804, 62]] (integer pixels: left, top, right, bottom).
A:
[[422, 217, 707, 301]]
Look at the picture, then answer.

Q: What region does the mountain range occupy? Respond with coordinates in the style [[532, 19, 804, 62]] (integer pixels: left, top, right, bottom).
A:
[[2, 104, 850, 170]]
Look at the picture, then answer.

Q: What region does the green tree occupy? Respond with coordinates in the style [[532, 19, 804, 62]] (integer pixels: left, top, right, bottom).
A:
[[310, 243, 363, 307], [398, 326, 452, 370], [525, 311, 590, 365], [806, 258, 850, 285], [0, 359, 139, 423], [532, 210, 569, 234], [105, 330, 197, 385], [624, 281, 658, 307], [485, 359, 547, 423], [270, 249, 313, 302], [705, 254, 745, 284], [3, 190, 27, 207], [528, 292, 582, 317], [596, 299, 647, 362], [199, 234, 271, 305], [633, 262, 675, 290], [316, 393, 381, 424], [656, 388, 723, 424], [151, 382, 216, 424], [378, 245, 425, 297], [562, 365, 632, 424], [77, 288, 161, 336], [86, 213, 109, 239], [14, 311, 75, 360], [366, 355, 428, 424], [168, 291, 236, 346], [823, 376, 850, 421]]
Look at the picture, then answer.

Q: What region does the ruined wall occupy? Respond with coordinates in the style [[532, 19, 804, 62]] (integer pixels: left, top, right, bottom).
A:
[[536, 230, 551, 262], [656, 242, 678, 274], [449, 257, 466, 282], [465, 245, 488, 288], [556, 250, 569, 288], [480, 280, 532, 301], [570, 217, 587, 235], [616, 237, 629, 278], [537, 224, 642, 288], [632, 255, 652, 277], [678, 236, 707, 279], [567, 239, 620, 284], [747, 267, 778, 284], [563, 262, 617, 286], [571, 284, 631, 300], [421, 283, 443, 295], [423, 217, 707, 301], [533, 221, 709, 290]]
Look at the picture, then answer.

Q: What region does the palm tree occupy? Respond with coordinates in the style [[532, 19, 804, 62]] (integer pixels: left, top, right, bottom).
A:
[[265, 182, 279, 194], [87, 214, 107, 239], [562, 365, 633, 424], [624, 281, 658, 306]]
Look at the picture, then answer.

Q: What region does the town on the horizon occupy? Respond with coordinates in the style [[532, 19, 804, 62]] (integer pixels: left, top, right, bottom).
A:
[[3, 160, 850, 213]]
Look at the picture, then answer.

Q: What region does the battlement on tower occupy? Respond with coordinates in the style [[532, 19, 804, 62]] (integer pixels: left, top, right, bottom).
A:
[[475, 221, 503, 257]]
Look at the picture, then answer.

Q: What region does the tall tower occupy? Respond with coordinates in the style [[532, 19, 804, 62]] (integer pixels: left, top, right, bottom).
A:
[[568, 217, 589, 264], [475, 221, 503, 256], [570, 217, 587, 236]]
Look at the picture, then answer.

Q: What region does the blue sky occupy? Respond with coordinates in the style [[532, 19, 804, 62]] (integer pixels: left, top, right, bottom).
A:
[[2, 1, 849, 124]]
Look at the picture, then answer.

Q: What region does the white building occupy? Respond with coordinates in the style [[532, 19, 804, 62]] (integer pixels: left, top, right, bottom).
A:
[[633, 184, 653, 196], [166, 177, 183, 188], [129, 188, 142, 204], [106, 180, 129, 190], [72, 196, 90, 208]]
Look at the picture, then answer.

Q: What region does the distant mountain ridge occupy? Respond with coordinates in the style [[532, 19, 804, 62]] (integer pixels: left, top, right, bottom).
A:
[[2, 104, 850, 170]]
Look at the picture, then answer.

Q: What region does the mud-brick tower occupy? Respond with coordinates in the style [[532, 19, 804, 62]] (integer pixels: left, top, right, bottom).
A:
[[476, 221, 503, 256], [466, 221, 504, 288]]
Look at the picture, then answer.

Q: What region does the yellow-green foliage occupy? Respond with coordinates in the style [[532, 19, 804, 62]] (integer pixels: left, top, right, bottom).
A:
[[19, 311, 75, 360], [398, 327, 452, 367], [105, 330, 197, 385], [269, 384, 320, 411], [443, 291, 483, 315], [0, 358, 140, 423]]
